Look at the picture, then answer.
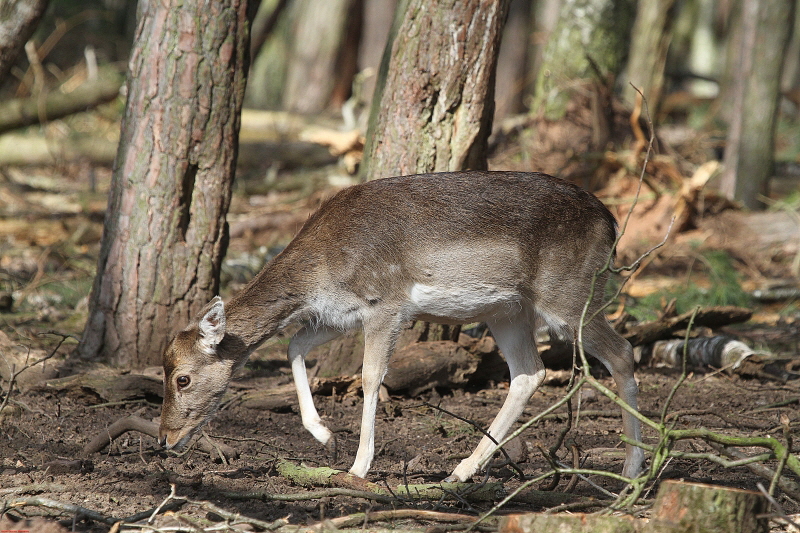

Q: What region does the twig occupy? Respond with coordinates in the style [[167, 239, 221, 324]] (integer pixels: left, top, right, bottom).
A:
[[708, 443, 800, 501], [756, 483, 800, 531], [423, 401, 526, 481], [318, 509, 482, 531], [0, 332, 67, 416]]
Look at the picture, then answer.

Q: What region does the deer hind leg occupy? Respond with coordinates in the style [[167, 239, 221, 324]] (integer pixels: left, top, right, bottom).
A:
[[349, 316, 402, 478], [447, 312, 545, 482], [288, 325, 343, 445], [581, 317, 645, 478]]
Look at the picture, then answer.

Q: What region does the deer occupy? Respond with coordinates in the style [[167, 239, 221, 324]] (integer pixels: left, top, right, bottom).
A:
[[159, 170, 645, 482]]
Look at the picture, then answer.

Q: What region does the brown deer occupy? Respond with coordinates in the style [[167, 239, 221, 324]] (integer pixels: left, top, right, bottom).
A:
[[159, 171, 645, 481]]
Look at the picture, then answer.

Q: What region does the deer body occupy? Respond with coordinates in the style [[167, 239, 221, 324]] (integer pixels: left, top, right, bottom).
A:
[[160, 171, 645, 481]]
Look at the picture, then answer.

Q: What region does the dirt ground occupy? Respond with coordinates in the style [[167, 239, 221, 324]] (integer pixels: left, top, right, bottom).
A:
[[2, 351, 800, 531], [1, 167, 800, 532]]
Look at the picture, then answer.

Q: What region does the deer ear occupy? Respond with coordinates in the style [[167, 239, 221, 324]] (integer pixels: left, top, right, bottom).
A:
[[198, 296, 226, 352]]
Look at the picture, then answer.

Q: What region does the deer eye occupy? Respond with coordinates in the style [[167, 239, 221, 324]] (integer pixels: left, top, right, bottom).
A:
[[176, 375, 191, 389]]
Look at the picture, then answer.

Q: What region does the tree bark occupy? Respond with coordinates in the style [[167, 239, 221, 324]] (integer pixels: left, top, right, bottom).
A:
[[360, 0, 511, 178], [623, 0, 677, 114], [79, 0, 252, 368], [0, 0, 49, 87], [719, 0, 794, 209], [530, 0, 635, 121], [648, 480, 768, 533]]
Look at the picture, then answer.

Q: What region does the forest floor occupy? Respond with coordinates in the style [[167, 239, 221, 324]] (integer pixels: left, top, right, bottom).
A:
[[1, 156, 799, 532]]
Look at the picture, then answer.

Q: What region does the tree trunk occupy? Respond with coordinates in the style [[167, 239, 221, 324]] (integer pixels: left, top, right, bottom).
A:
[[360, 0, 511, 178], [245, 0, 293, 110], [493, 0, 533, 122], [79, 0, 252, 368], [246, 0, 361, 113], [357, 0, 398, 111], [530, 0, 635, 121], [0, 0, 49, 88], [282, 0, 362, 114], [623, 0, 677, 114], [719, 0, 794, 209]]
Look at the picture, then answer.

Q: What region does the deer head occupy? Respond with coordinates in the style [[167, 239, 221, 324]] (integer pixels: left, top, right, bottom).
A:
[[159, 297, 234, 450]]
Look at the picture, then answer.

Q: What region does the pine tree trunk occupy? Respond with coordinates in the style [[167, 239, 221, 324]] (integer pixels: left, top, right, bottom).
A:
[[79, 0, 251, 368], [361, 0, 511, 177], [719, 0, 794, 209]]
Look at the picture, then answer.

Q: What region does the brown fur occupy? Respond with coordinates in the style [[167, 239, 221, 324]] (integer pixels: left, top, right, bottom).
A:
[[159, 171, 644, 481]]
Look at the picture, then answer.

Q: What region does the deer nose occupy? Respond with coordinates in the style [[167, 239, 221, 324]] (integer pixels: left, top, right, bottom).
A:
[[158, 430, 170, 449]]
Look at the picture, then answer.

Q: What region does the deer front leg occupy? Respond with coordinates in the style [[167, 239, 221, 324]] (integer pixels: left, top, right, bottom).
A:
[[349, 317, 400, 478], [288, 325, 342, 444]]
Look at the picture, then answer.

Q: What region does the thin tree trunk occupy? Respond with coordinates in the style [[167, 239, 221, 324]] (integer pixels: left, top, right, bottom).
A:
[[282, 0, 362, 114], [361, 0, 511, 178], [0, 0, 49, 87], [720, 0, 794, 209], [530, 0, 635, 121], [624, 0, 677, 114], [79, 0, 252, 368]]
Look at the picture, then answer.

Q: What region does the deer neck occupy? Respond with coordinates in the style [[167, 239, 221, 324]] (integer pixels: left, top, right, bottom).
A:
[[216, 250, 317, 361]]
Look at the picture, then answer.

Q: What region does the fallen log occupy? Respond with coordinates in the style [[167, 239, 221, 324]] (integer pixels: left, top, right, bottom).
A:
[[0, 66, 124, 134], [622, 306, 752, 346], [0, 132, 118, 165], [275, 459, 504, 502]]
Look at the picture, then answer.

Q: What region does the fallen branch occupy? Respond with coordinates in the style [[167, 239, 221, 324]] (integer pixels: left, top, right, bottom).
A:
[[7, 496, 119, 525], [0, 65, 124, 134], [318, 509, 483, 531], [274, 459, 503, 502], [82, 415, 238, 460], [622, 306, 752, 346]]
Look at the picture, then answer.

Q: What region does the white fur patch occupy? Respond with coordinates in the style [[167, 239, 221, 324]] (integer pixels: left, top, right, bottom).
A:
[[308, 292, 363, 331], [408, 283, 519, 322]]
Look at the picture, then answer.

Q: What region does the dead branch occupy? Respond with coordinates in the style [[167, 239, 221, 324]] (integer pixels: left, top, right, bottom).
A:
[[710, 443, 800, 501], [622, 306, 752, 346], [0, 65, 123, 134], [7, 496, 119, 525], [82, 415, 238, 460], [226, 486, 397, 504], [274, 459, 503, 502], [320, 509, 483, 531]]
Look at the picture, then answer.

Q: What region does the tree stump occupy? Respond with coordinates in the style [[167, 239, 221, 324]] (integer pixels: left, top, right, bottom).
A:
[[647, 480, 768, 533]]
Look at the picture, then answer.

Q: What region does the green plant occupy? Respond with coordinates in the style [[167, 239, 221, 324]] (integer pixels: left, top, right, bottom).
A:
[[626, 249, 751, 322]]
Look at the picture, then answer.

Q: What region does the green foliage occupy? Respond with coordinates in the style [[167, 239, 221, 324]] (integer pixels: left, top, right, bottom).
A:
[[626, 249, 752, 322]]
